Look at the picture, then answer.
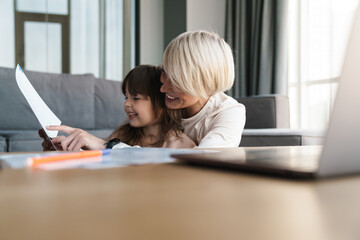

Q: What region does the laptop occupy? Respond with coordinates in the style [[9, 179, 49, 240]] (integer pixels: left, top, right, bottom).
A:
[[172, 7, 360, 178]]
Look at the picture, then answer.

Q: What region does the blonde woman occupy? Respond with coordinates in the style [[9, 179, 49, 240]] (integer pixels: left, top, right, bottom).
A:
[[160, 30, 246, 147]]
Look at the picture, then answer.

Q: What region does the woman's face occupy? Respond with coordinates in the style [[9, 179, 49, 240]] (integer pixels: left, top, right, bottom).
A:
[[160, 72, 208, 118]]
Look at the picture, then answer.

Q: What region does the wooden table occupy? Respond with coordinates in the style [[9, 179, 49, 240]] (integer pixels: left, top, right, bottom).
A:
[[1, 156, 360, 240]]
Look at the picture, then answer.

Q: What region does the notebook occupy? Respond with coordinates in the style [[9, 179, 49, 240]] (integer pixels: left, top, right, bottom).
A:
[[172, 7, 360, 178]]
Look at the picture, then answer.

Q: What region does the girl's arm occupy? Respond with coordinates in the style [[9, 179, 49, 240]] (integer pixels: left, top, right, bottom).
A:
[[46, 125, 106, 151]]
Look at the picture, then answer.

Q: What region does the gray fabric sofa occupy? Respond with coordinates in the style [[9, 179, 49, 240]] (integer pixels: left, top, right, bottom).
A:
[[0, 66, 126, 152], [0, 66, 323, 152], [236, 95, 324, 146]]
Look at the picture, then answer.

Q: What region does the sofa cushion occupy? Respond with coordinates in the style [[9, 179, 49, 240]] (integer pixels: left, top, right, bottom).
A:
[[3, 131, 44, 152], [94, 78, 127, 129], [236, 95, 290, 129], [0, 66, 96, 131], [241, 129, 324, 147]]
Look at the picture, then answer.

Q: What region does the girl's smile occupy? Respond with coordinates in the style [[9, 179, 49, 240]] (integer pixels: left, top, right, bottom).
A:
[[124, 91, 158, 128], [126, 111, 137, 120]]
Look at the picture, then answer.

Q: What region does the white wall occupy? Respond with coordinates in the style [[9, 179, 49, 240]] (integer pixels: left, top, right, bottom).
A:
[[187, 0, 226, 38], [139, 0, 164, 65], [139, 0, 227, 65]]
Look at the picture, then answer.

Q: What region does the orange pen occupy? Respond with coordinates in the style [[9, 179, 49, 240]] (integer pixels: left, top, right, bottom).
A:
[[28, 149, 111, 167]]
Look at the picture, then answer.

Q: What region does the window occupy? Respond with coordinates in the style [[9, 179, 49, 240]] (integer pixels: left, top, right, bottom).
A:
[[288, 0, 359, 129], [0, 0, 136, 81]]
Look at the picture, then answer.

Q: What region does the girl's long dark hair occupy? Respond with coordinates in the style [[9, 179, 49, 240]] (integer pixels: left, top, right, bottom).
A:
[[107, 65, 183, 147]]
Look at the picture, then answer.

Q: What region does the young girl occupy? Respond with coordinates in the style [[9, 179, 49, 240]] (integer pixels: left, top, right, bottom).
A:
[[43, 65, 195, 151], [107, 64, 195, 148]]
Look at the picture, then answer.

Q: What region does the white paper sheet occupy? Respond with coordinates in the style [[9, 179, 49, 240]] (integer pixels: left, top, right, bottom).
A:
[[15, 64, 61, 138]]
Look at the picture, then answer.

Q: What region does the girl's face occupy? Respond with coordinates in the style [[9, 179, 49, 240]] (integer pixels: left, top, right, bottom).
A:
[[124, 90, 158, 128], [160, 72, 208, 118]]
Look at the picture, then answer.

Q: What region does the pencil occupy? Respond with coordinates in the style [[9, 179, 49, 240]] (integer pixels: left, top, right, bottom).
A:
[[28, 149, 111, 167]]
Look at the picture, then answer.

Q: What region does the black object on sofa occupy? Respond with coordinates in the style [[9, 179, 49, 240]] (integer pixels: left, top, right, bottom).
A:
[[0, 66, 126, 152]]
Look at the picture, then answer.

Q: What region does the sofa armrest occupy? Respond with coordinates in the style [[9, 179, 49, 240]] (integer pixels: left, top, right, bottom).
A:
[[236, 95, 290, 129]]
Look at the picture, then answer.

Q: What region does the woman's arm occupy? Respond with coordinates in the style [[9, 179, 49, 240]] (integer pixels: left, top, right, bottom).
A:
[[162, 131, 196, 148]]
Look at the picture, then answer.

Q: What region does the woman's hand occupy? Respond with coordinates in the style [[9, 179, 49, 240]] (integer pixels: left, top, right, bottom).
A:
[[45, 125, 107, 151]]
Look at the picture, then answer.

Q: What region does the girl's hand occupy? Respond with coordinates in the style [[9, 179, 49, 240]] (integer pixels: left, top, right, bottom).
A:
[[46, 125, 106, 151]]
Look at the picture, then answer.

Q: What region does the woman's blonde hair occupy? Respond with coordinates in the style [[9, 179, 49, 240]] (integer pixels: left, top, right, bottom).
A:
[[163, 30, 235, 98]]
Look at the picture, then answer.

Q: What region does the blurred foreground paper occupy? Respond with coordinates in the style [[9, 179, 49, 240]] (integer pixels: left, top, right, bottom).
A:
[[0, 148, 213, 170], [15, 64, 61, 138]]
